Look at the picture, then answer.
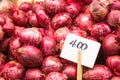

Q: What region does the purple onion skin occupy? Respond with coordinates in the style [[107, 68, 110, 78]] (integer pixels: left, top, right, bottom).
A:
[[90, 22, 111, 41], [1, 60, 26, 80], [41, 56, 63, 74], [102, 33, 120, 56], [35, 9, 50, 28], [19, 28, 43, 46], [89, 1, 109, 22], [45, 72, 67, 80], [40, 36, 57, 57], [107, 10, 120, 29], [19, 2, 32, 12], [62, 64, 77, 80], [106, 56, 120, 77], [16, 45, 43, 67], [54, 27, 70, 42], [45, 0, 66, 15], [110, 0, 120, 10], [52, 12, 72, 30], [83, 64, 113, 80], [0, 16, 6, 26], [0, 53, 6, 71], [25, 68, 45, 80], [0, 26, 4, 41]]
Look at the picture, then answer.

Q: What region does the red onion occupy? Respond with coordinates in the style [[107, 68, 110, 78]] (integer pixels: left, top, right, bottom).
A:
[[83, 0, 93, 5], [3, 22, 15, 36], [41, 56, 63, 74], [54, 27, 70, 42], [19, 2, 32, 12], [106, 55, 120, 76], [90, 22, 111, 41], [0, 53, 6, 71], [19, 27, 42, 46], [65, 1, 81, 18], [102, 33, 120, 56], [110, 0, 120, 10], [28, 13, 40, 27], [25, 68, 45, 80], [111, 76, 120, 80], [1, 60, 26, 80], [0, 16, 6, 26], [35, 9, 50, 28], [0, 77, 5, 80], [62, 64, 77, 80], [107, 10, 120, 29], [83, 64, 113, 80], [16, 45, 43, 67], [70, 26, 88, 37], [52, 12, 72, 30], [89, 1, 109, 21], [14, 26, 25, 36], [1, 13, 13, 23], [0, 0, 14, 14], [32, 2, 45, 12], [45, 0, 66, 15], [40, 36, 57, 56], [33, 0, 45, 7], [13, 10, 28, 26], [74, 13, 93, 31], [0, 26, 4, 41], [45, 72, 67, 80]]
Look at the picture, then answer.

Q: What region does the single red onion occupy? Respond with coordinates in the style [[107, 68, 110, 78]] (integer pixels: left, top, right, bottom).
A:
[[19, 27, 43, 46], [1, 13, 13, 23], [32, 2, 45, 12], [45, 0, 66, 15], [89, 1, 109, 21], [74, 13, 93, 31], [12, 10, 28, 26], [62, 64, 77, 80], [90, 22, 111, 41], [9, 37, 22, 58], [16, 45, 43, 67], [3, 22, 15, 36], [65, 2, 81, 18], [54, 27, 70, 42], [1, 60, 26, 80], [111, 76, 120, 80], [106, 55, 120, 76], [0, 16, 6, 26], [25, 68, 45, 80], [0, 26, 4, 41], [45, 72, 67, 80], [110, 0, 120, 10], [52, 12, 72, 30], [28, 13, 40, 27], [35, 9, 50, 28], [41, 56, 63, 74], [102, 33, 120, 56], [83, 64, 113, 80], [107, 10, 120, 29], [19, 2, 32, 12], [70, 26, 88, 37], [40, 36, 57, 56]]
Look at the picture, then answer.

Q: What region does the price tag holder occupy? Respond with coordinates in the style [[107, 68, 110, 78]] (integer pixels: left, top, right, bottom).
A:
[[60, 33, 101, 68]]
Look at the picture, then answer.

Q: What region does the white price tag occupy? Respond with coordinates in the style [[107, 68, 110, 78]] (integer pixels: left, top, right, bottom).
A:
[[60, 33, 101, 68]]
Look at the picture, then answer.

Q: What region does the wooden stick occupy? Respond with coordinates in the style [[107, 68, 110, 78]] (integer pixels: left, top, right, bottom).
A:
[[77, 50, 83, 80]]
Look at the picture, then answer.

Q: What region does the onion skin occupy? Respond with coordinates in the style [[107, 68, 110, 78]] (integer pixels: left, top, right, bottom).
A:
[[45, 72, 67, 80], [16, 45, 43, 67], [110, 0, 120, 10], [40, 36, 57, 56], [107, 10, 120, 29], [111, 76, 120, 80], [45, 0, 66, 15], [102, 34, 120, 56], [52, 12, 72, 30], [41, 56, 63, 74], [89, 1, 109, 22], [19, 2, 32, 12], [1, 60, 26, 80], [0, 26, 4, 41], [74, 13, 93, 31], [54, 27, 70, 42], [106, 56, 120, 77], [0, 16, 6, 26], [90, 22, 111, 41], [19, 28, 42, 46], [62, 64, 77, 80], [83, 64, 113, 80], [0, 53, 6, 72], [25, 68, 45, 80]]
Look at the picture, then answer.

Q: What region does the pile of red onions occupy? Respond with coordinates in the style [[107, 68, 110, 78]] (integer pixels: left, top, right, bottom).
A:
[[1, 0, 120, 79]]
